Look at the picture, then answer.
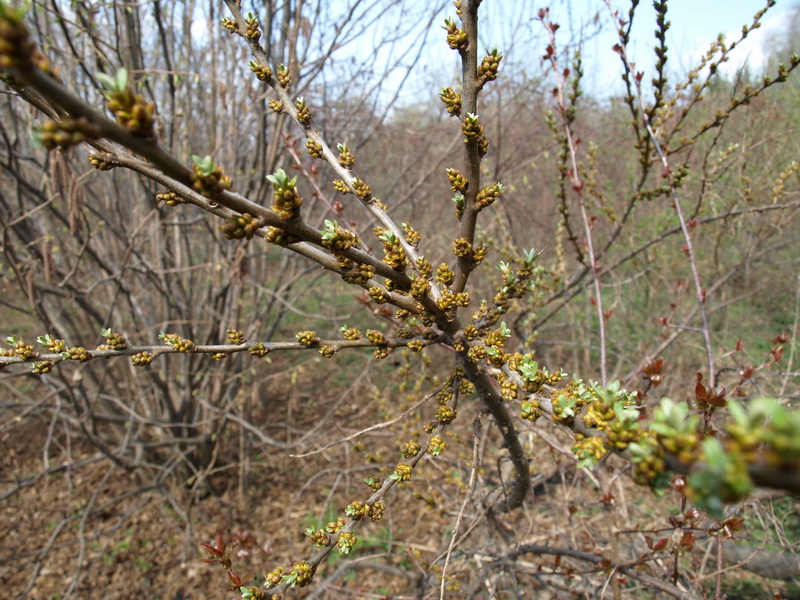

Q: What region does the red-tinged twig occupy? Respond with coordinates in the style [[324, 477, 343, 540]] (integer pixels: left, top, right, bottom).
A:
[[540, 9, 608, 385]]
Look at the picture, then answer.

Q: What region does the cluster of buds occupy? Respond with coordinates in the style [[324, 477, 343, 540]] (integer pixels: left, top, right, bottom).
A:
[[32, 360, 54, 375], [446, 168, 468, 193], [337, 532, 357, 555], [97, 68, 156, 138], [34, 118, 98, 150], [0, 4, 55, 74], [477, 48, 503, 88], [326, 517, 346, 534], [375, 228, 407, 270], [248, 342, 268, 357], [352, 178, 372, 201], [304, 527, 330, 548], [476, 182, 504, 210], [227, 329, 246, 345], [131, 351, 154, 367], [220, 17, 238, 35], [63, 346, 90, 362], [98, 328, 128, 351], [499, 374, 518, 401], [265, 226, 299, 246], [191, 155, 232, 196], [402, 223, 421, 248], [415, 256, 432, 278], [551, 390, 580, 424], [160, 332, 195, 353], [461, 113, 489, 157], [2, 335, 34, 359], [340, 326, 362, 340], [650, 398, 700, 465], [0, 4, 28, 64], [725, 397, 800, 470], [365, 329, 387, 346], [219, 212, 262, 240], [427, 435, 446, 456], [248, 60, 271, 82], [369, 502, 384, 522], [337, 143, 354, 169], [88, 152, 117, 171], [267, 99, 283, 113], [265, 566, 287, 587], [436, 404, 457, 424], [289, 561, 315, 587], [37, 334, 69, 355], [392, 462, 413, 482], [436, 289, 469, 311], [267, 168, 302, 219], [436, 263, 455, 286], [605, 408, 642, 450], [520, 399, 542, 421], [629, 433, 668, 489], [571, 435, 608, 469], [155, 191, 183, 206], [367, 286, 388, 303], [340, 262, 373, 286], [407, 339, 425, 352], [439, 87, 462, 117], [583, 397, 616, 430], [443, 18, 468, 52], [474, 249, 545, 328], [373, 346, 391, 359], [306, 137, 323, 158], [295, 97, 311, 125], [321, 220, 360, 254], [277, 64, 291, 88], [466, 343, 487, 362], [344, 501, 371, 520], [409, 276, 431, 301], [364, 476, 382, 491], [318, 344, 336, 358], [244, 12, 260, 42], [296, 331, 318, 347], [402, 440, 422, 458], [452, 237, 472, 258], [472, 242, 489, 266], [333, 179, 349, 194]]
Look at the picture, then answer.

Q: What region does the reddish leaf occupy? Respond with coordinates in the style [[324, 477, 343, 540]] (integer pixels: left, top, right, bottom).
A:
[[706, 386, 727, 408], [695, 380, 707, 403], [653, 537, 669, 552], [227, 569, 244, 587]]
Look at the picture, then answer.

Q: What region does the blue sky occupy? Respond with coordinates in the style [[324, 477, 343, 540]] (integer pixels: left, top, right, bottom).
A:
[[581, 0, 798, 94], [355, 0, 800, 103], [198, 1, 799, 103]]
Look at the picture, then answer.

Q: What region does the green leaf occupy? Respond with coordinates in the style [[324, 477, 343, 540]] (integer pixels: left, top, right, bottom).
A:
[[115, 67, 128, 91], [191, 155, 215, 175], [266, 168, 290, 187], [96, 73, 117, 92]]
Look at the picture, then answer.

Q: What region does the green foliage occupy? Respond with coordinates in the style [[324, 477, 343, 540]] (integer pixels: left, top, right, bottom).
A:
[[96, 67, 128, 95]]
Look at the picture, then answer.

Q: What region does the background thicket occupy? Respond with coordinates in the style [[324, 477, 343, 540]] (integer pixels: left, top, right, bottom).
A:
[[1, 1, 799, 598]]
